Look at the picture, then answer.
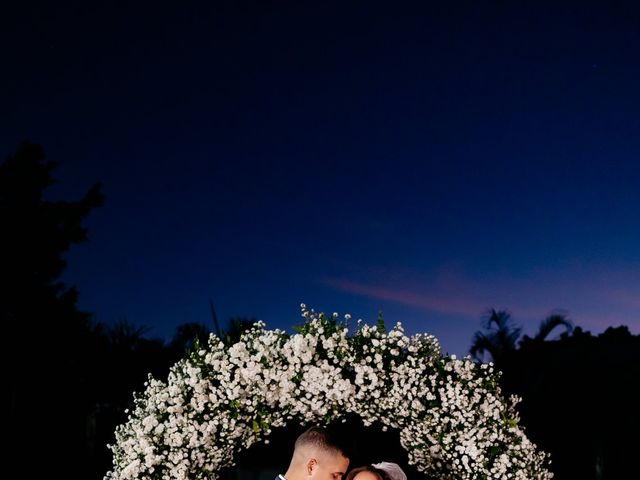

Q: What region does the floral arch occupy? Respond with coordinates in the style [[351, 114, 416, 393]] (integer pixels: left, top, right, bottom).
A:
[[106, 306, 552, 480]]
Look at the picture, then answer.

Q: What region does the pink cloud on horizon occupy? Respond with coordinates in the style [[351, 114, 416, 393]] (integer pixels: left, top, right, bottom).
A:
[[321, 265, 640, 334], [322, 276, 485, 318]]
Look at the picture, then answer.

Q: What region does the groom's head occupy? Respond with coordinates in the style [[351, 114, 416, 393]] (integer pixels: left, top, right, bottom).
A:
[[285, 426, 350, 480]]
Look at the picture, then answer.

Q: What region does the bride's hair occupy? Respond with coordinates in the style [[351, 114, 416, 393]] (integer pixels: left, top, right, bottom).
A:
[[346, 463, 406, 480], [345, 465, 390, 480]]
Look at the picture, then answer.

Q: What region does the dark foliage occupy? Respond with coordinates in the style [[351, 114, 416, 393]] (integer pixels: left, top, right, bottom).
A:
[[501, 326, 640, 480], [2, 141, 104, 478]]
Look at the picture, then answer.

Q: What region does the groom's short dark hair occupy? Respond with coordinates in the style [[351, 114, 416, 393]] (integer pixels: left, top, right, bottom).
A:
[[295, 426, 349, 458]]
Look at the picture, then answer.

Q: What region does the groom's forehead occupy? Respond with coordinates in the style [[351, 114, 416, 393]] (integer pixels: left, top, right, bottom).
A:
[[314, 448, 343, 461], [327, 453, 350, 470], [316, 446, 347, 461]]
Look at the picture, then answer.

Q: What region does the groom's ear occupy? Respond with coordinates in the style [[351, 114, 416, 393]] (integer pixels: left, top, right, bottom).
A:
[[306, 458, 318, 476]]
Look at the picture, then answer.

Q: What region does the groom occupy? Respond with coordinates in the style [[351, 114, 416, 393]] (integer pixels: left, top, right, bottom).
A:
[[278, 426, 350, 480]]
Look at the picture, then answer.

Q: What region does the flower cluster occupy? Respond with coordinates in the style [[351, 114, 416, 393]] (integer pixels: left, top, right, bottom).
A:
[[105, 305, 552, 480]]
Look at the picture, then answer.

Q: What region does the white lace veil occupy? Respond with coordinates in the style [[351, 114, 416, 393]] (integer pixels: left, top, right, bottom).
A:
[[371, 462, 407, 480]]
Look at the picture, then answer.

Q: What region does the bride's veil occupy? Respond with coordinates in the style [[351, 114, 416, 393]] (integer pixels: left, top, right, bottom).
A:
[[371, 462, 407, 480]]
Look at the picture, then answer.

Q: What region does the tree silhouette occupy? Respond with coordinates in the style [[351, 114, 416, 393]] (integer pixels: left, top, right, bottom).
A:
[[470, 309, 575, 365], [1, 141, 102, 318], [469, 308, 521, 366], [1, 141, 103, 352], [168, 321, 212, 358], [502, 325, 640, 479], [107, 318, 152, 348], [469, 307, 639, 479], [519, 311, 573, 346], [222, 316, 258, 345], [2, 141, 103, 478]]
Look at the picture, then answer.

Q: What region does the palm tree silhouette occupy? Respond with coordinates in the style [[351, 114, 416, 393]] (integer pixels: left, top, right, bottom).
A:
[[470, 309, 574, 364], [520, 312, 573, 345], [469, 309, 521, 365]]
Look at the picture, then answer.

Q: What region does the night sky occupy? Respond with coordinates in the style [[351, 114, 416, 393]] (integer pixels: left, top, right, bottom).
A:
[[3, 1, 640, 355]]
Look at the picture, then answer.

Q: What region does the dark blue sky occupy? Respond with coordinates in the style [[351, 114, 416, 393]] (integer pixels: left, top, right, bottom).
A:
[[3, 1, 640, 355]]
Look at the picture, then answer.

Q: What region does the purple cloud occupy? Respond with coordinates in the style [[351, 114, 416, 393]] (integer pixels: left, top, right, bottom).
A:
[[321, 262, 640, 334]]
